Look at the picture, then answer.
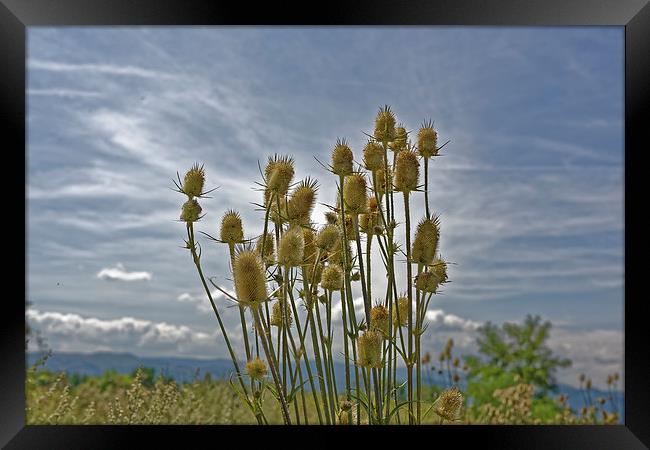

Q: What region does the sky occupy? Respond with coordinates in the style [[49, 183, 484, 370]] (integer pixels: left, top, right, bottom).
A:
[[26, 27, 624, 389]]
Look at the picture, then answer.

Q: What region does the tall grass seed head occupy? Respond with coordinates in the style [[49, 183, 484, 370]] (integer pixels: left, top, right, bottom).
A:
[[182, 163, 205, 197], [180, 198, 202, 222], [417, 121, 438, 158], [394, 296, 409, 327], [433, 387, 463, 422], [394, 149, 420, 192], [233, 250, 268, 307], [245, 358, 268, 381], [370, 305, 389, 336], [411, 216, 440, 265], [363, 140, 384, 172], [331, 139, 354, 176], [343, 173, 368, 214], [255, 232, 275, 265], [220, 210, 244, 244], [320, 264, 343, 291], [316, 224, 341, 252], [373, 105, 396, 142], [277, 227, 305, 267], [357, 330, 383, 369]]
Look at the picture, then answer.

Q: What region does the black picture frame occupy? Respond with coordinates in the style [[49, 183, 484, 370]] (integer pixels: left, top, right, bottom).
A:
[[2, 0, 648, 447]]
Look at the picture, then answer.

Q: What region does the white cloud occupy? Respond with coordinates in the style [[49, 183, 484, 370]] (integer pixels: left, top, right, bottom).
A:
[[97, 263, 152, 281], [27, 88, 105, 98], [28, 59, 178, 79]]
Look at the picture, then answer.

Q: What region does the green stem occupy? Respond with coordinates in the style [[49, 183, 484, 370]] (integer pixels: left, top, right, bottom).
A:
[[403, 191, 414, 424]]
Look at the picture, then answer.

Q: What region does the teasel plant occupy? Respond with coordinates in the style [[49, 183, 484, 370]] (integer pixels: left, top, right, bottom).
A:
[[175, 106, 455, 425]]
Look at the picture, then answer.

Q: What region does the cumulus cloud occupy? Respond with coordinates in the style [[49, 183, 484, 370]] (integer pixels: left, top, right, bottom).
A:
[[96, 263, 152, 281], [176, 288, 237, 314]]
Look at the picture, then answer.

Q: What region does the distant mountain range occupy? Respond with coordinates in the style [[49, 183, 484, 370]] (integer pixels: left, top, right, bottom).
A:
[[27, 351, 623, 421]]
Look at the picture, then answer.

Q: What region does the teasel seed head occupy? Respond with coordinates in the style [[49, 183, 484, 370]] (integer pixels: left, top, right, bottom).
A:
[[270, 299, 293, 328], [220, 210, 244, 244], [359, 210, 381, 235], [414, 270, 440, 293], [265, 155, 295, 199], [182, 163, 205, 198], [343, 173, 368, 215], [180, 199, 202, 223], [393, 296, 409, 327], [389, 124, 408, 153], [320, 264, 343, 291], [245, 357, 268, 381], [255, 232, 275, 265], [336, 401, 356, 425], [326, 240, 350, 266], [357, 330, 383, 369], [411, 216, 440, 265], [287, 178, 318, 225], [325, 211, 338, 225], [417, 120, 438, 158], [431, 258, 449, 285], [302, 227, 322, 282], [375, 165, 392, 197], [363, 140, 384, 172], [331, 139, 353, 176], [233, 249, 269, 307], [316, 224, 341, 252], [394, 149, 420, 193], [370, 304, 390, 336], [277, 226, 305, 267], [432, 386, 463, 422], [374, 105, 396, 142]]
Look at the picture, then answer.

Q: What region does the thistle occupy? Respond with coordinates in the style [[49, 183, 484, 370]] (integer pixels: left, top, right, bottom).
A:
[[182, 163, 205, 198], [180, 199, 202, 222], [374, 105, 396, 142], [417, 120, 438, 158], [343, 173, 368, 215], [320, 264, 343, 291], [265, 155, 295, 202], [394, 149, 420, 193], [220, 210, 244, 244], [277, 227, 305, 267], [411, 216, 440, 265], [331, 139, 353, 176], [233, 249, 268, 307], [246, 358, 268, 381], [357, 330, 383, 369]]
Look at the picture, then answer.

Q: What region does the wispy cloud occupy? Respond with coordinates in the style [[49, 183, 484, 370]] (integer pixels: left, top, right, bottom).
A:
[[97, 263, 152, 281], [29, 59, 178, 79]]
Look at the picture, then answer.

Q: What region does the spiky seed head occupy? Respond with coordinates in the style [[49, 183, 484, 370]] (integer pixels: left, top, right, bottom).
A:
[[220, 210, 244, 243], [411, 216, 440, 265], [320, 264, 343, 291], [245, 358, 268, 380], [336, 401, 356, 425], [432, 387, 463, 422], [277, 227, 305, 267], [287, 179, 317, 225], [270, 299, 293, 328], [370, 305, 389, 336], [316, 224, 341, 251], [367, 196, 378, 212], [343, 174, 368, 215], [375, 165, 392, 197], [418, 122, 438, 158], [394, 149, 420, 193], [390, 125, 408, 153], [359, 211, 381, 235], [180, 199, 202, 222], [302, 227, 322, 282], [326, 239, 350, 266], [233, 250, 268, 307], [265, 155, 295, 198], [182, 163, 205, 197], [331, 139, 353, 176], [255, 232, 275, 265], [342, 214, 357, 241], [374, 105, 396, 142], [394, 296, 409, 327], [325, 211, 338, 225], [363, 141, 384, 172], [357, 330, 383, 369]]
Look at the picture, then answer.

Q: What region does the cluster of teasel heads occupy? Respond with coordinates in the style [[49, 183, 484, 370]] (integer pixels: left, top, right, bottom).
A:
[[174, 106, 461, 425]]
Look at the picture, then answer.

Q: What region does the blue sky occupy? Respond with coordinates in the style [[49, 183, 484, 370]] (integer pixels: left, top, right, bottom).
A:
[[26, 27, 624, 388]]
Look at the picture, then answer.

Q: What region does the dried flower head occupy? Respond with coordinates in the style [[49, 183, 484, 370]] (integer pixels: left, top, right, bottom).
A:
[[287, 178, 317, 225], [431, 258, 449, 285], [411, 216, 440, 265], [394, 296, 409, 327], [255, 232, 275, 265], [265, 155, 295, 199], [277, 227, 305, 267], [302, 227, 321, 282], [331, 139, 353, 176], [233, 249, 268, 307], [394, 149, 420, 193], [343, 174, 368, 214], [370, 304, 389, 336], [432, 387, 463, 422], [270, 299, 293, 328], [336, 401, 356, 425], [316, 224, 341, 252], [320, 264, 343, 291], [359, 210, 381, 235], [414, 270, 440, 293], [374, 105, 396, 142], [182, 163, 205, 198], [363, 140, 384, 172], [180, 199, 202, 222], [374, 165, 392, 197], [357, 330, 383, 369], [389, 125, 408, 153], [325, 211, 338, 225], [417, 120, 438, 158], [220, 210, 244, 244], [245, 358, 268, 381]]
